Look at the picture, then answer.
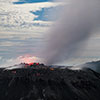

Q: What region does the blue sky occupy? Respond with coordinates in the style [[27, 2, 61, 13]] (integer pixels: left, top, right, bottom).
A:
[[31, 6, 61, 21], [14, 0, 54, 4]]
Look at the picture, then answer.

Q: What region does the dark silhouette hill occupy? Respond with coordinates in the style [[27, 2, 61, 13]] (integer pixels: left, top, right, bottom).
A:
[[81, 60, 100, 73], [0, 63, 100, 100]]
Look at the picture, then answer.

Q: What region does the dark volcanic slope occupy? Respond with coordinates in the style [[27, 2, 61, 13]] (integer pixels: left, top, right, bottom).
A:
[[0, 67, 100, 100]]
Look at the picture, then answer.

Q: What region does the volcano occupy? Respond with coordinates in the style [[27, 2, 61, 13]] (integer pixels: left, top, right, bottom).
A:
[[0, 63, 100, 100]]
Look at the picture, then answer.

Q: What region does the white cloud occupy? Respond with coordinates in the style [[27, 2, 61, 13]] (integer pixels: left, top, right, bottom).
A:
[[0, 1, 64, 31], [0, 56, 3, 60], [0, 41, 25, 47], [0, 0, 63, 55], [0, 55, 42, 67], [0, 0, 18, 4], [0, 0, 64, 50], [0, 0, 68, 66]]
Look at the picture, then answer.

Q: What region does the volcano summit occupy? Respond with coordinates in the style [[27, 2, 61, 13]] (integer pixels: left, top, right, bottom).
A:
[[0, 63, 100, 100]]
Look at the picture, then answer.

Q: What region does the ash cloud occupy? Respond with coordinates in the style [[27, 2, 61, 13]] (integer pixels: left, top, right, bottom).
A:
[[42, 0, 100, 65]]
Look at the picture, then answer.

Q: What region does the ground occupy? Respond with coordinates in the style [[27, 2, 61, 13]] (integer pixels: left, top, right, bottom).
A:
[[0, 65, 100, 100]]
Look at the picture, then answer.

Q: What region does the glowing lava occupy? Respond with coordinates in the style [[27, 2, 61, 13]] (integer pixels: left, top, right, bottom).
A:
[[29, 63, 34, 66]]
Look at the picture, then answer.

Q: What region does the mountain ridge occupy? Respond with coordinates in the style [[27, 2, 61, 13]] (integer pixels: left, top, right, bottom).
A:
[[0, 63, 100, 100]]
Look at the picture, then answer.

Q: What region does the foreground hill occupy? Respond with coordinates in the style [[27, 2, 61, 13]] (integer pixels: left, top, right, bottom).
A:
[[0, 64, 100, 100]]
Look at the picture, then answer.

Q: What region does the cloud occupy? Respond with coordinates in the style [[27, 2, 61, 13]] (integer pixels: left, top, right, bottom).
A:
[[0, 56, 3, 60], [0, 0, 63, 31], [0, 41, 25, 47], [0, 0, 64, 54], [0, 55, 41, 67], [0, 0, 64, 59]]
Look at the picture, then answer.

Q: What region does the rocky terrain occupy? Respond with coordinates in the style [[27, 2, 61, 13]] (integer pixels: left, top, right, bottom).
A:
[[0, 63, 100, 100]]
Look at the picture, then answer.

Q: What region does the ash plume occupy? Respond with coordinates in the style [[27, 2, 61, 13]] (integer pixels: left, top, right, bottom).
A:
[[42, 0, 100, 65]]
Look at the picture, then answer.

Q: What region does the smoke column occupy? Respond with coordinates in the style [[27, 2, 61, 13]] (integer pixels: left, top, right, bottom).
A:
[[42, 0, 100, 65]]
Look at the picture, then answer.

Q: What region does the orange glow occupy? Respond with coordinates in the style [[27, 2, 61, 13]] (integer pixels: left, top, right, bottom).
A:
[[50, 68, 54, 71], [19, 55, 39, 64], [29, 63, 34, 66]]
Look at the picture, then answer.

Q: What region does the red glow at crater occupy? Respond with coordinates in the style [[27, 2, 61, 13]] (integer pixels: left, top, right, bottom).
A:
[[19, 55, 39, 64], [29, 63, 34, 66]]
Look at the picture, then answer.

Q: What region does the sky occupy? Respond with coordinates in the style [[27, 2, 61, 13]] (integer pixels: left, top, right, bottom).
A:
[[0, 0, 100, 67]]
